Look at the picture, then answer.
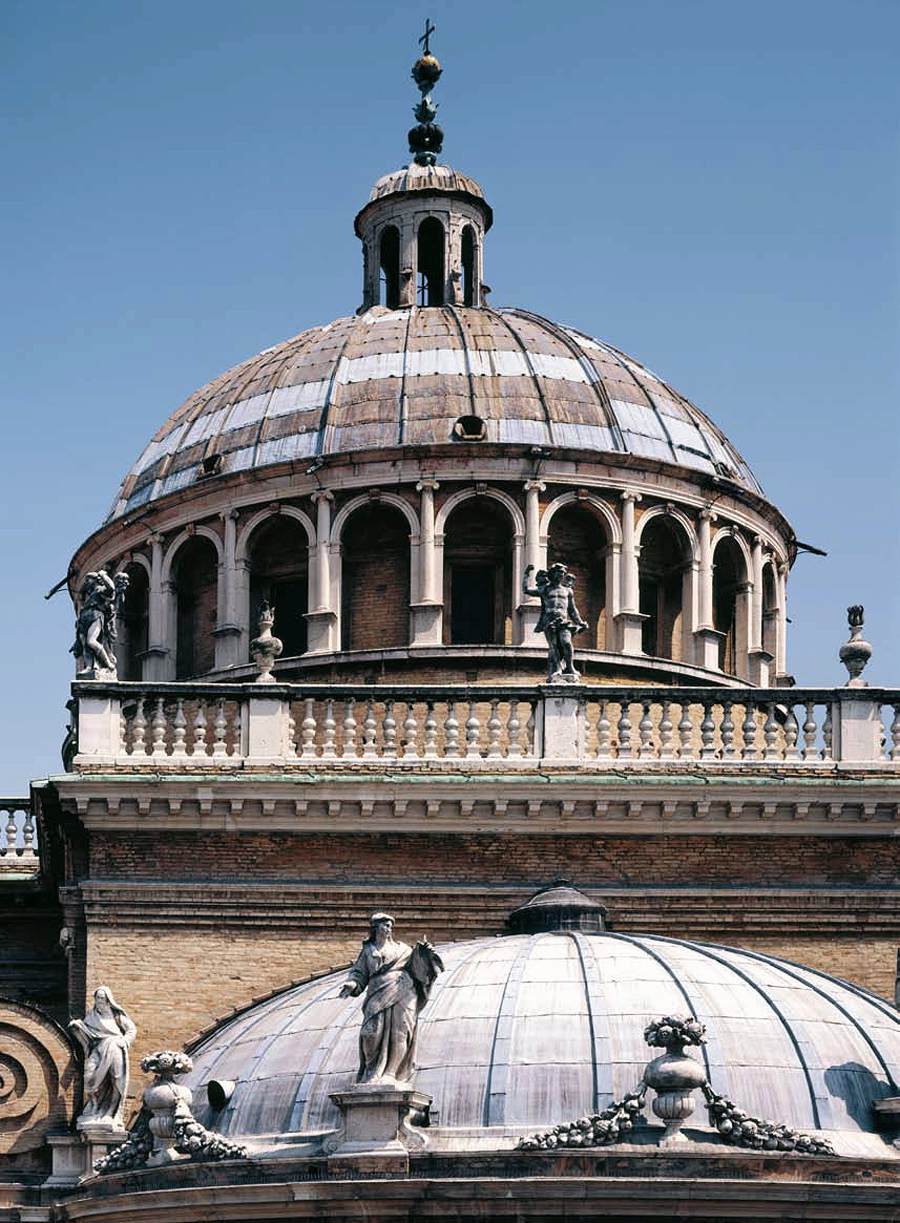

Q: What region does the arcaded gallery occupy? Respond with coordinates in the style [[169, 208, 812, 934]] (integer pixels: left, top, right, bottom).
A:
[[2, 27, 900, 1223]]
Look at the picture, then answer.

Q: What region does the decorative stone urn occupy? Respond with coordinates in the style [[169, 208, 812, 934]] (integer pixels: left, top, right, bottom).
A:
[[839, 604, 872, 687], [141, 1050, 194, 1167], [643, 1016, 708, 1143], [250, 602, 283, 683]]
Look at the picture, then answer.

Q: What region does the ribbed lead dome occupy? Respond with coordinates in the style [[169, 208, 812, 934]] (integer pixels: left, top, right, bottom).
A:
[[110, 308, 762, 521], [183, 932, 899, 1143]]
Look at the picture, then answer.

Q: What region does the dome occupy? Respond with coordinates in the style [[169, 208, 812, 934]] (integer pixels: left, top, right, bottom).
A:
[[363, 162, 488, 209], [108, 306, 762, 521], [183, 931, 899, 1145]]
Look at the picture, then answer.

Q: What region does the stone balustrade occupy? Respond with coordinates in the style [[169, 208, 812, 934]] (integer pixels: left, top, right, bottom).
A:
[[0, 799, 39, 874], [70, 682, 900, 771]]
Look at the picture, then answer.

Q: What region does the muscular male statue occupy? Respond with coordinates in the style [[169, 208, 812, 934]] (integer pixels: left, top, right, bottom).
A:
[[523, 562, 588, 682]]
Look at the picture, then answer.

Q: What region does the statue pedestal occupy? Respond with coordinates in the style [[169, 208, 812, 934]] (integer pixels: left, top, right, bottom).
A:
[[46, 1131, 125, 1185], [327, 1084, 431, 1172]]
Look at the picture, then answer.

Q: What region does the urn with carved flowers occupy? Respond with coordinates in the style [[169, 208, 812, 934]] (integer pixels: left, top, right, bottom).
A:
[[643, 1016, 708, 1141], [141, 1050, 194, 1166]]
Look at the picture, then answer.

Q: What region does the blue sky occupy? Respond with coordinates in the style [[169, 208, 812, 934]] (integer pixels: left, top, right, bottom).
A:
[[2, 0, 898, 791]]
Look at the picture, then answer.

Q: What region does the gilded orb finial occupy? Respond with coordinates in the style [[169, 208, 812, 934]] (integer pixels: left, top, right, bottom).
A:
[[409, 19, 444, 166]]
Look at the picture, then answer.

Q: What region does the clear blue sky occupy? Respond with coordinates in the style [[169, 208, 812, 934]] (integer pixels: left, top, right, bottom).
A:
[[2, 0, 898, 792]]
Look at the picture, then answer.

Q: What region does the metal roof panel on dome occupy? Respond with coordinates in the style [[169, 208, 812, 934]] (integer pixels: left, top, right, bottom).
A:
[[107, 307, 766, 520]]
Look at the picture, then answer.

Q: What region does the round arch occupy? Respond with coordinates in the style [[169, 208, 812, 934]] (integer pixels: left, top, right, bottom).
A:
[[636, 504, 699, 561], [161, 524, 224, 587], [435, 487, 526, 540], [540, 491, 623, 547], [236, 505, 316, 565], [711, 525, 752, 577]]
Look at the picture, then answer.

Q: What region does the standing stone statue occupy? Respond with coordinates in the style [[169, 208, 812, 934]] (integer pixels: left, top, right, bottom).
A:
[[71, 570, 129, 677], [523, 562, 588, 682], [339, 912, 443, 1086], [69, 987, 136, 1134]]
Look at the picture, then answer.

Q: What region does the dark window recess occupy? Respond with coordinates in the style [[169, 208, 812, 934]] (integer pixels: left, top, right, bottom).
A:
[[379, 226, 400, 309], [461, 225, 476, 307], [199, 453, 222, 478], [450, 565, 495, 644], [417, 217, 445, 306], [257, 577, 308, 658], [453, 415, 486, 441]]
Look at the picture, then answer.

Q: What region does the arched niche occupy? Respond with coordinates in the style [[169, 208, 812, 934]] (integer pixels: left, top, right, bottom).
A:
[[713, 534, 748, 675], [340, 503, 411, 651], [119, 560, 149, 680], [461, 224, 476, 307], [379, 225, 400, 309], [417, 216, 445, 306], [248, 516, 309, 659], [639, 516, 692, 661], [443, 497, 514, 645], [547, 503, 608, 650], [173, 535, 219, 678]]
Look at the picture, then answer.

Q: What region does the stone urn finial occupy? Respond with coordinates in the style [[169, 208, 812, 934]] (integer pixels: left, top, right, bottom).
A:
[[839, 604, 872, 688], [642, 1016, 707, 1144], [250, 601, 283, 683]]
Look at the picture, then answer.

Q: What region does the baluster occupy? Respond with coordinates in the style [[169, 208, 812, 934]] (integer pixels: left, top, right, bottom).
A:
[[763, 703, 780, 760], [506, 699, 522, 759], [423, 701, 438, 759], [233, 702, 243, 757], [118, 702, 128, 758], [190, 701, 206, 757], [445, 701, 460, 757], [802, 701, 817, 760], [616, 702, 633, 760], [699, 701, 716, 760], [822, 705, 833, 760], [891, 706, 900, 761], [596, 700, 611, 760], [741, 702, 760, 760], [525, 703, 536, 758], [342, 698, 358, 759], [22, 808, 35, 854], [465, 701, 482, 758], [151, 697, 167, 759], [383, 700, 397, 757], [212, 698, 228, 758], [784, 706, 800, 761], [658, 700, 674, 761], [638, 701, 655, 759], [402, 702, 419, 759], [321, 699, 337, 760], [5, 807, 17, 856], [285, 702, 297, 758], [362, 700, 378, 758], [300, 697, 318, 759], [678, 703, 693, 759], [487, 699, 503, 759], [171, 698, 187, 758], [721, 701, 735, 760]]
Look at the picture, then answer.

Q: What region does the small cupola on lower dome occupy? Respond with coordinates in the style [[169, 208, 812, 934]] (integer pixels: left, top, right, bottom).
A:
[[506, 880, 610, 934], [355, 23, 492, 311]]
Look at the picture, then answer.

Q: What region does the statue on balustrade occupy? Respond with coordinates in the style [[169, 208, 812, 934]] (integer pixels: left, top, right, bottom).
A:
[[523, 562, 588, 682], [71, 570, 129, 677], [339, 912, 444, 1085], [69, 986, 136, 1134]]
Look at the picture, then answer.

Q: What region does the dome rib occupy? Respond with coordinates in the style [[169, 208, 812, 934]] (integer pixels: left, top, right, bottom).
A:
[[705, 942, 899, 1091], [570, 932, 606, 1113], [444, 306, 480, 423], [396, 308, 415, 445], [314, 327, 356, 459], [488, 309, 555, 440], [482, 938, 533, 1127], [288, 991, 361, 1133]]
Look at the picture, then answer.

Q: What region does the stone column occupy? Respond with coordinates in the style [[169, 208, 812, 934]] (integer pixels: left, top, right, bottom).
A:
[[775, 561, 791, 683], [144, 534, 172, 680], [410, 479, 442, 645], [693, 509, 723, 670], [306, 490, 337, 654], [747, 535, 773, 684], [519, 480, 546, 639], [614, 491, 647, 653], [214, 510, 242, 670]]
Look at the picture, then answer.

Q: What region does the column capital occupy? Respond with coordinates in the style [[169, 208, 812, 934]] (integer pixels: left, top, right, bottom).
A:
[[219, 508, 240, 523], [752, 533, 765, 548], [311, 489, 335, 505], [146, 531, 165, 548], [699, 507, 717, 523], [620, 490, 642, 504], [523, 479, 546, 494], [416, 478, 440, 493]]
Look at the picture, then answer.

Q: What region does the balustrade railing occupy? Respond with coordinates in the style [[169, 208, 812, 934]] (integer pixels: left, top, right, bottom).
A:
[[0, 799, 39, 873], [70, 682, 900, 771]]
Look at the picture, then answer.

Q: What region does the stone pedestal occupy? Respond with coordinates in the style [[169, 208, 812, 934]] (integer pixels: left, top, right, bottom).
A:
[[410, 600, 443, 646], [327, 1085, 431, 1171], [245, 697, 291, 763], [539, 690, 585, 765], [615, 610, 649, 655], [873, 1096, 900, 1147], [694, 626, 725, 671], [304, 607, 337, 655], [747, 647, 774, 687], [47, 1131, 124, 1185], [835, 697, 881, 763]]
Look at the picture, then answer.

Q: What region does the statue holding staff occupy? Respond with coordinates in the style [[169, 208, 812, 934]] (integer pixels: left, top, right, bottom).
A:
[[523, 562, 588, 682], [69, 986, 137, 1133], [339, 913, 443, 1085]]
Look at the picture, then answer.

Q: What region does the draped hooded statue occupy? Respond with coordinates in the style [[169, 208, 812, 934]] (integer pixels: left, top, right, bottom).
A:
[[69, 986, 137, 1132], [339, 913, 444, 1085]]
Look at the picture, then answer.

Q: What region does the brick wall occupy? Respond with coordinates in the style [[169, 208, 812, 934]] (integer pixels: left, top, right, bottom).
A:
[[547, 503, 608, 650], [341, 504, 410, 651]]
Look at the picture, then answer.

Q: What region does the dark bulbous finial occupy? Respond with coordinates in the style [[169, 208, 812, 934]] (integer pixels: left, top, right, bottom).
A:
[[409, 20, 444, 166]]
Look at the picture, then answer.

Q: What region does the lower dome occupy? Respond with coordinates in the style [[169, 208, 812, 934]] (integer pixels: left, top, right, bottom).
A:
[[184, 931, 900, 1142]]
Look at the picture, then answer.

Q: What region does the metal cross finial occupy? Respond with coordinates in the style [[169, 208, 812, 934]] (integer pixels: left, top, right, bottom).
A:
[[419, 18, 435, 55]]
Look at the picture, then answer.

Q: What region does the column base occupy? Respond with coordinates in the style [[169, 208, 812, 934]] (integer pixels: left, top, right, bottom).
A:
[[747, 647, 775, 686], [615, 611, 649, 654], [693, 626, 725, 671], [410, 601, 443, 646], [518, 602, 542, 644], [305, 608, 338, 655]]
